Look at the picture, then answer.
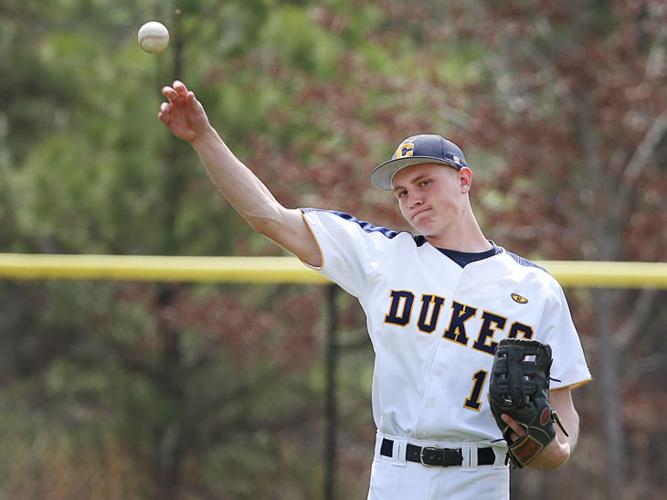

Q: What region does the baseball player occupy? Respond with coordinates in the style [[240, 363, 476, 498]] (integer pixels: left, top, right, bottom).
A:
[[158, 80, 591, 499]]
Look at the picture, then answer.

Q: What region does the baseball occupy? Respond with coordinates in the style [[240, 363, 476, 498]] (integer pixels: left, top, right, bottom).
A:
[[138, 21, 169, 54]]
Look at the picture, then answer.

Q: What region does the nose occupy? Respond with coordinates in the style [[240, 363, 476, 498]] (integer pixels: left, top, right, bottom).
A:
[[408, 194, 423, 210]]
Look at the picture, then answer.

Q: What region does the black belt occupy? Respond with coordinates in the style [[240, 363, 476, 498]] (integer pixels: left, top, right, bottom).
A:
[[380, 438, 496, 467]]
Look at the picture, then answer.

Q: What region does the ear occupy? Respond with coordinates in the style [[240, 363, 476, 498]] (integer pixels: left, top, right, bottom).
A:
[[459, 167, 473, 194]]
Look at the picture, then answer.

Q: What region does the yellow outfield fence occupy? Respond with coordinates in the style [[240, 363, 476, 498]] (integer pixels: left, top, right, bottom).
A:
[[0, 253, 666, 288], [0, 254, 327, 284]]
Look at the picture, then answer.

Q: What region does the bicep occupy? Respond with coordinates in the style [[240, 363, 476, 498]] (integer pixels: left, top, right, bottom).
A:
[[258, 207, 322, 268]]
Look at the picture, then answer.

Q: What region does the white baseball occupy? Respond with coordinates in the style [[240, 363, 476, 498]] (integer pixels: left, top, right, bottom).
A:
[[138, 21, 169, 54]]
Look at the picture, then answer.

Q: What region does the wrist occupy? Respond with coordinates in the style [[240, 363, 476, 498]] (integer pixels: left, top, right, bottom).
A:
[[528, 439, 570, 469], [189, 124, 218, 148]]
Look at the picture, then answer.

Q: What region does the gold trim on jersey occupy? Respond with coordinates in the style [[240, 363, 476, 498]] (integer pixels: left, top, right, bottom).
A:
[[298, 209, 325, 271], [416, 294, 446, 334], [464, 369, 489, 412], [558, 378, 593, 390], [472, 310, 509, 355], [508, 321, 534, 340], [384, 290, 415, 327], [442, 300, 477, 346]]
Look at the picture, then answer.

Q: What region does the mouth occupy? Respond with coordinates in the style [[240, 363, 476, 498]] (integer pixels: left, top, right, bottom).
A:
[[411, 207, 432, 222]]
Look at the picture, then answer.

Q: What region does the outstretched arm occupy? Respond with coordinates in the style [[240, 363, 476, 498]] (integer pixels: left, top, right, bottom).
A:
[[158, 81, 321, 267]]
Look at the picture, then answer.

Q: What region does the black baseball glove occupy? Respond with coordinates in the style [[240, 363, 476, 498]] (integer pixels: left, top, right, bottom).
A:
[[488, 338, 567, 468]]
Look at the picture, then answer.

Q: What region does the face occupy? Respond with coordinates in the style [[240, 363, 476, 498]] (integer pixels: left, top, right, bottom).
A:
[[391, 163, 472, 237]]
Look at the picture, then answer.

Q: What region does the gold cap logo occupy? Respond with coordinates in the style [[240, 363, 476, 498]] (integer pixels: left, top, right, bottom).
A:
[[394, 142, 414, 159], [511, 293, 528, 304]]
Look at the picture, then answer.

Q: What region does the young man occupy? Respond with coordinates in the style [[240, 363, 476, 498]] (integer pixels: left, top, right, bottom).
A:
[[158, 80, 591, 499]]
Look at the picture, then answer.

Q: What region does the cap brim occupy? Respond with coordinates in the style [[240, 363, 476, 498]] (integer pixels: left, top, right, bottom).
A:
[[369, 156, 459, 191]]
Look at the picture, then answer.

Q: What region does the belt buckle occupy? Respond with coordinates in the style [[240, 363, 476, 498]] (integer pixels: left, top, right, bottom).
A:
[[420, 446, 444, 466]]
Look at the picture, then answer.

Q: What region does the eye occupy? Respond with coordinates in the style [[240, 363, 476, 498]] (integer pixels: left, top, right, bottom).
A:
[[396, 190, 407, 198], [418, 179, 432, 188]]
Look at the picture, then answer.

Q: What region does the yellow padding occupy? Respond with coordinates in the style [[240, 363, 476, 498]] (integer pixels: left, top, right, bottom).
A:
[[0, 254, 327, 284], [542, 260, 667, 288], [0, 254, 665, 288]]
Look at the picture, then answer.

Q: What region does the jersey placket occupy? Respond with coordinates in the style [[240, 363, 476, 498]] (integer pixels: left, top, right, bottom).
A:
[[412, 259, 468, 439]]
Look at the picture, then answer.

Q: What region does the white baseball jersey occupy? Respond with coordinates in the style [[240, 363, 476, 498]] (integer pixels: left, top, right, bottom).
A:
[[301, 208, 591, 444]]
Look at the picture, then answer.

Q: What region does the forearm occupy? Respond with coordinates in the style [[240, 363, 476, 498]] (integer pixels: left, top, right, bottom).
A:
[[190, 125, 284, 231], [528, 395, 580, 469]]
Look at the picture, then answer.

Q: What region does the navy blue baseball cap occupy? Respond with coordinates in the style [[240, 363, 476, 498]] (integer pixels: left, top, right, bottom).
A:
[[370, 134, 468, 191]]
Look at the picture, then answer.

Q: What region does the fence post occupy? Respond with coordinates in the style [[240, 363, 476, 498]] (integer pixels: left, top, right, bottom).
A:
[[324, 284, 339, 500]]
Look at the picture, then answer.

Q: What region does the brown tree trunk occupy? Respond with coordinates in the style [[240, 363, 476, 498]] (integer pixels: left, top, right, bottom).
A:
[[153, 7, 187, 499], [577, 83, 626, 498], [594, 289, 625, 500]]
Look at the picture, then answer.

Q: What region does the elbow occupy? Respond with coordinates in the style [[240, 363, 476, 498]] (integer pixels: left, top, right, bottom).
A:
[[528, 455, 570, 471], [545, 451, 570, 470]]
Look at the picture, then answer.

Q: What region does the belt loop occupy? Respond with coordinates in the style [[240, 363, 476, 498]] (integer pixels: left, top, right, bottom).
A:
[[374, 432, 387, 461], [375, 433, 391, 462], [461, 444, 476, 470], [376, 433, 407, 467], [492, 446, 507, 469], [392, 437, 408, 466]]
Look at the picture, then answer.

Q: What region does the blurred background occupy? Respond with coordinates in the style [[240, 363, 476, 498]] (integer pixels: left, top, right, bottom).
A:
[[1, 0, 666, 498]]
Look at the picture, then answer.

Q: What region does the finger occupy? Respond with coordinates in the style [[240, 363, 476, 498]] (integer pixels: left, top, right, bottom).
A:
[[158, 103, 170, 124], [501, 414, 515, 429], [501, 414, 525, 436], [162, 86, 178, 103], [187, 91, 200, 106], [173, 80, 188, 96]]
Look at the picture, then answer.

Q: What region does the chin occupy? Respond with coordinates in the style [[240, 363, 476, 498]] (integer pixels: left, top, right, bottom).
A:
[[413, 222, 437, 236], [405, 213, 437, 235]]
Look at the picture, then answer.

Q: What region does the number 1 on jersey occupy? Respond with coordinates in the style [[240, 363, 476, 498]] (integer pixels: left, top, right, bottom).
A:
[[464, 370, 488, 411]]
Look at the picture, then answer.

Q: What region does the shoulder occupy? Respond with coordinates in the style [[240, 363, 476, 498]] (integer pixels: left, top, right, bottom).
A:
[[301, 208, 418, 244], [496, 247, 563, 294], [502, 249, 548, 273]]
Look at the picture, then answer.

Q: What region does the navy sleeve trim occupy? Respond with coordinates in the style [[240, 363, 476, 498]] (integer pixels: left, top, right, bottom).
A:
[[302, 208, 402, 239], [505, 250, 549, 273]]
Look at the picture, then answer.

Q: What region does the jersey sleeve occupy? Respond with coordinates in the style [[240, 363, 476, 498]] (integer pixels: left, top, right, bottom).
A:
[[299, 208, 391, 298], [539, 280, 592, 390]]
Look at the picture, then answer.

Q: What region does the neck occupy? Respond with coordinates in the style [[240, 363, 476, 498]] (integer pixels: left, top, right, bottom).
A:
[[424, 211, 491, 252]]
